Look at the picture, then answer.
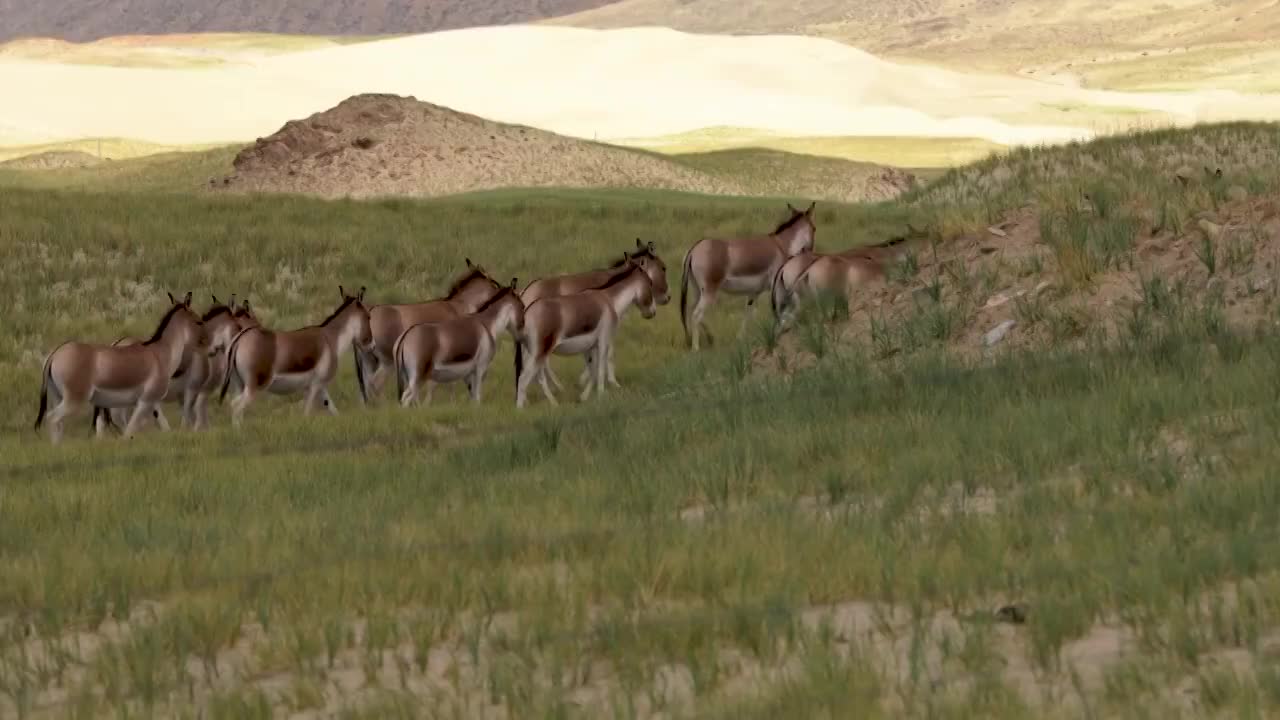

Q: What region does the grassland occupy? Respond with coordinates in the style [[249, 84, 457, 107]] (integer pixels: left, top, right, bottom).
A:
[[613, 128, 1003, 170], [0, 140, 919, 204], [5, 122, 1280, 717]]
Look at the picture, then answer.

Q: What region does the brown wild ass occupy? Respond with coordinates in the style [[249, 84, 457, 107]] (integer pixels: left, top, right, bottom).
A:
[[770, 228, 922, 327], [515, 256, 657, 408], [680, 202, 817, 350], [220, 287, 372, 426], [35, 292, 208, 444], [521, 238, 670, 391], [94, 295, 261, 433], [359, 259, 503, 403], [393, 279, 525, 406]]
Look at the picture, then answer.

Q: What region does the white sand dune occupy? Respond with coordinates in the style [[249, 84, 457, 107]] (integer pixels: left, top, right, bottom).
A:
[[2, 25, 1279, 149]]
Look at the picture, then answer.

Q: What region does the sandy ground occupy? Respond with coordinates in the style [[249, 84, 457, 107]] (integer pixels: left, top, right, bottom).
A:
[[2, 25, 1279, 152]]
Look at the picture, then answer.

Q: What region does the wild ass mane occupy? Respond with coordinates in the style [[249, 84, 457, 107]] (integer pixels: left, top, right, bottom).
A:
[[144, 304, 188, 345]]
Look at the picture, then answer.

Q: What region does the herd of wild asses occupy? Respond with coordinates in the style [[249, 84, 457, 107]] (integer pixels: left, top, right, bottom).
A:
[[33, 201, 917, 444]]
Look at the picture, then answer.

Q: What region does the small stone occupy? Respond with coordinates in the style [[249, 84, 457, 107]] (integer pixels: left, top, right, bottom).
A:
[[1198, 218, 1223, 240], [983, 319, 1017, 347], [996, 604, 1028, 624], [987, 226, 1008, 238]]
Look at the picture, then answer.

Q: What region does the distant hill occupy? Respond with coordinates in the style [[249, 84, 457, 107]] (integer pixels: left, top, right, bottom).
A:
[[0, 0, 619, 43], [215, 93, 918, 202], [550, 0, 1280, 90]]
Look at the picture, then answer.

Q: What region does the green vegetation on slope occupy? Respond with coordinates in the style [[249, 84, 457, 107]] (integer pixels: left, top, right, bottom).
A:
[[5, 122, 1280, 716]]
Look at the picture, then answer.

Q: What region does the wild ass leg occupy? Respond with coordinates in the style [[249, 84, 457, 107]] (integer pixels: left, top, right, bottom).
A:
[[689, 287, 718, 351], [181, 389, 197, 428], [303, 385, 326, 415], [94, 408, 113, 439], [580, 343, 606, 402], [537, 361, 558, 405], [122, 399, 160, 438], [152, 406, 172, 432], [194, 393, 210, 431], [46, 395, 83, 445], [321, 389, 338, 416], [544, 364, 565, 392], [469, 367, 483, 404], [515, 342, 545, 409], [231, 388, 258, 428]]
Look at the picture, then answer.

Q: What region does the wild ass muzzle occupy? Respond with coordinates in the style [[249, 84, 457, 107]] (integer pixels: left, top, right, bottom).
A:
[[359, 259, 503, 404], [34, 292, 208, 444], [521, 238, 669, 392], [680, 202, 816, 350], [220, 286, 372, 426], [515, 256, 657, 408], [393, 278, 525, 406], [94, 294, 261, 433]]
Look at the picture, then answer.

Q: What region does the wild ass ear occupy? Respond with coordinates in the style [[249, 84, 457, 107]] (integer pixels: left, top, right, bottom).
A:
[[167, 291, 177, 304], [465, 257, 474, 268], [786, 202, 797, 213], [228, 293, 237, 311], [211, 294, 220, 305], [635, 237, 643, 249], [338, 284, 346, 298], [806, 201, 816, 214], [647, 240, 656, 252], [510, 277, 519, 289], [358, 286, 366, 302], [183, 291, 193, 306]]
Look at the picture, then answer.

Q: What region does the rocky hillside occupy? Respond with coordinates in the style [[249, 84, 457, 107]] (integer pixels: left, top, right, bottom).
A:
[[0, 0, 618, 43], [216, 93, 917, 202]]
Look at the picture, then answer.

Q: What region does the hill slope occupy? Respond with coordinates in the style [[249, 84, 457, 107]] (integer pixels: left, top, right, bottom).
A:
[[215, 93, 917, 202], [0, 0, 618, 43], [551, 0, 1280, 89]]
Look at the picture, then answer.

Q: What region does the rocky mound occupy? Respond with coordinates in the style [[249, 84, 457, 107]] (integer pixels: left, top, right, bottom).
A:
[[218, 93, 753, 200], [0, 150, 104, 170]]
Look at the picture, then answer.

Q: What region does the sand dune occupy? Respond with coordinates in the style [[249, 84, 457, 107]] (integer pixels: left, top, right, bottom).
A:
[[2, 25, 1279, 150]]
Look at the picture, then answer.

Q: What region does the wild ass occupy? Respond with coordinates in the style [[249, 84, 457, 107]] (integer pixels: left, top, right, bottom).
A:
[[770, 228, 922, 327], [520, 238, 670, 391], [515, 256, 657, 408], [680, 202, 817, 350], [393, 279, 525, 406], [360, 259, 503, 403], [94, 295, 261, 433], [220, 287, 372, 426], [34, 292, 208, 444]]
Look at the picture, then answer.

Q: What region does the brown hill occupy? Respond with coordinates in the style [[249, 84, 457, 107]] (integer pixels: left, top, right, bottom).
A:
[[216, 94, 917, 202], [0, 0, 619, 44]]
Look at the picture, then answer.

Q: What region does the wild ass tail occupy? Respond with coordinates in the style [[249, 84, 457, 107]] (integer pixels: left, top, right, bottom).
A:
[[680, 245, 696, 347], [513, 332, 524, 399], [219, 327, 252, 403], [769, 263, 790, 322], [393, 329, 408, 404], [33, 352, 53, 431], [353, 345, 369, 405]]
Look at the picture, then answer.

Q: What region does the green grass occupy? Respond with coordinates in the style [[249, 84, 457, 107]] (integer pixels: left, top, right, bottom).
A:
[[5, 122, 1280, 716], [0, 146, 238, 192]]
